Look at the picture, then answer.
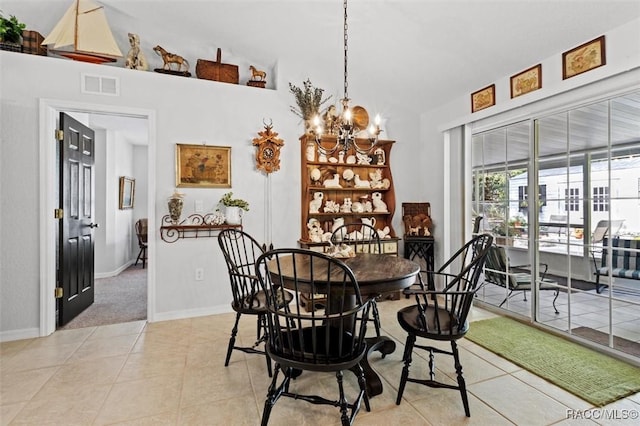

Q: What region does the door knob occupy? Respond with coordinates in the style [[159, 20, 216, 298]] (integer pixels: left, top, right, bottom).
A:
[[88, 223, 100, 228]]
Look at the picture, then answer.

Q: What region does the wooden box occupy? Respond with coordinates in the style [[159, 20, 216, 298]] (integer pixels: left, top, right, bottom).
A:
[[196, 48, 238, 84], [402, 202, 431, 218], [402, 202, 432, 238], [0, 42, 22, 52], [22, 30, 47, 56]]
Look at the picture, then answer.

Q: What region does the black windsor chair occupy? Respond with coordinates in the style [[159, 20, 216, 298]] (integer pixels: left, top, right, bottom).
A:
[[255, 248, 371, 426], [134, 218, 148, 268], [395, 233, 493, 417], [218, 229, 293, 376], [330, 222, 383, 337]]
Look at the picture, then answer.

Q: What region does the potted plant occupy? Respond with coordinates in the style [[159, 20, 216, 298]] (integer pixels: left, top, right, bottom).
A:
[[0, 12, 26, 50], [219, 192, 249, 225], [508, 215, 527, 235]]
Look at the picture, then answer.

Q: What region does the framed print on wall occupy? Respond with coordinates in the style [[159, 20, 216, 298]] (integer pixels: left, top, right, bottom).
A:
[[175, 144, 232, 188], [119, 176, 135, 209], [471, 84, 496, 113], [510, 64, 542, 98], [562, 35, 606, 79]]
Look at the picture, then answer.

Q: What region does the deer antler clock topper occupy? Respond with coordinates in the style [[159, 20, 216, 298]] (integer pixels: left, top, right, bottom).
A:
[[253, 120, 284, 174]]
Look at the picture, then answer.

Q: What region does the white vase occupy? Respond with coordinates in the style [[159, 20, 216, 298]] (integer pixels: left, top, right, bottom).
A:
[[225, 206, 244, 225]]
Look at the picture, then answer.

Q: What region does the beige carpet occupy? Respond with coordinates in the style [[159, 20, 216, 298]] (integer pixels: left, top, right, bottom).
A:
[[58, 265, 147, 330]]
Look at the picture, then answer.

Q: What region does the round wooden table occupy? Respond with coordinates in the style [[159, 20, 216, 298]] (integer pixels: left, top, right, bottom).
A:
[[267, 253, 420, 397]]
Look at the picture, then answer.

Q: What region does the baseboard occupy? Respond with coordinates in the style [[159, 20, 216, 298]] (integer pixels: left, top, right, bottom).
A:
[[95, 260, 135, 279], [151, 304, 232, 323], [0, 327, 41, 343]]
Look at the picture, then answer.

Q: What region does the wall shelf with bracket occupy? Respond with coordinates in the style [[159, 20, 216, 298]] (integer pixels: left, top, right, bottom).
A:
[[159, 214, 241, 243]]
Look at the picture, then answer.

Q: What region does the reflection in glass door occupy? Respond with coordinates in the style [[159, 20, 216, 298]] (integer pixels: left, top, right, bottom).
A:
[[472, 91, 640, 360]]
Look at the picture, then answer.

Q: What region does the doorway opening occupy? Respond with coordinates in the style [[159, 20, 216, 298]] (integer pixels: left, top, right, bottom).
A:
[[39, 100, 156, 336]]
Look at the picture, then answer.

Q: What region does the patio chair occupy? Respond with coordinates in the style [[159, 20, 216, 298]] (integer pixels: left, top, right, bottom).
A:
[[590, 219, 626, 293], [484, 245, 559, 314]]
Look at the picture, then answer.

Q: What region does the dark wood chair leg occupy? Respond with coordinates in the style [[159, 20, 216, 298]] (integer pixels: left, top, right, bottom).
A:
[[451, 341, 470, 417], [259, 314, 272, 377], [396, 333, 415, 404], [225, 312, 241, 367], [261, 365, 281, 426], [371, 299, 381, 337]]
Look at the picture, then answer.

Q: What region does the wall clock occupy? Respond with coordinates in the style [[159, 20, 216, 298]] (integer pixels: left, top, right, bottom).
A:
[[252, 121, 284, 174]]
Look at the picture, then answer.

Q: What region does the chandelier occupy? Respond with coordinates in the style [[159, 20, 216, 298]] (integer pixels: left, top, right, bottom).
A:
[[312, 0, 382, 156]]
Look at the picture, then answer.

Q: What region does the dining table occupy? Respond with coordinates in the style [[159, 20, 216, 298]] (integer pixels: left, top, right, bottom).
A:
[[267, 252, 421, 397]]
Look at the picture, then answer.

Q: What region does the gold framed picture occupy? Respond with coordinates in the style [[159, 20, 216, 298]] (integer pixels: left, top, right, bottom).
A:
[[119, 176, 135, 209], [510, 64, 542, 98], [175, 144, 231, 188], [471, 84, 496, 113], [562, 35, 606, 80]]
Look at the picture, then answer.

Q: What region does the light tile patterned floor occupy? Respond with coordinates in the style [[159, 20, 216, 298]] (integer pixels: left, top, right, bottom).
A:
[[2, 298, 640, 425]]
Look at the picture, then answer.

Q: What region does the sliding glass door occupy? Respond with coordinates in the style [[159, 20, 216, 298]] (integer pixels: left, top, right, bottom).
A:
[[472, 90, 640, 359]]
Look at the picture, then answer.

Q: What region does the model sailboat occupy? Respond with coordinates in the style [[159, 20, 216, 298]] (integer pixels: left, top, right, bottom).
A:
[[42, 0, 122, 64]]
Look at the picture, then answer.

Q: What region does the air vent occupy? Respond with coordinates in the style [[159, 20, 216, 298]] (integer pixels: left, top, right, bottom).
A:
[[81, 74, 119, 96]]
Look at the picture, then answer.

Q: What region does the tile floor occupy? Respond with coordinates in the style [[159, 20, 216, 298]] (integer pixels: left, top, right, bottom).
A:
[[2, 297, 640, 425]]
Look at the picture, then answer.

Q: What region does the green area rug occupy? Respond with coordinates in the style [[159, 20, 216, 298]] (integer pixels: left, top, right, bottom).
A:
[[465, 317, 640, 406]]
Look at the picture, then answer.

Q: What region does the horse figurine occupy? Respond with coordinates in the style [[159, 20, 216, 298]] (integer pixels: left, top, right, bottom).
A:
[[153, 45, 189, 73], [249, 65, 266, 81]]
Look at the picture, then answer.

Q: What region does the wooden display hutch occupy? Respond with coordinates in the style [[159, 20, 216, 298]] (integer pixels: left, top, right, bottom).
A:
[[298, 134, 399, 255]]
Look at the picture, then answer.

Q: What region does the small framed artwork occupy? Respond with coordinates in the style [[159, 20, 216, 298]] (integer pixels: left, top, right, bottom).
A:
[[471, 84, 496, 113], [562, 35, 606, 80], [119, 176, 135, 210], [510, 64, 542, 98], [176, 144, 231, 188]]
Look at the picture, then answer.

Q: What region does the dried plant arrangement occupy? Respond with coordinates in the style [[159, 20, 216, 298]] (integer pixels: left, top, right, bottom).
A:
[[288, 79, 332, 123]]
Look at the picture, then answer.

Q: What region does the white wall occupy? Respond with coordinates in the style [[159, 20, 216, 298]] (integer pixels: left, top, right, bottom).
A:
[[0, 51, 423, 339]]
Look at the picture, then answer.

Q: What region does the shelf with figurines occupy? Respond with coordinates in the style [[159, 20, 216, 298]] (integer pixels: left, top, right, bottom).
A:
[[299, 133, 397, 245]]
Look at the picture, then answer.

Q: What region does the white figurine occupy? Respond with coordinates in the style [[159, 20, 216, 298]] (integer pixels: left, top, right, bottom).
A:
[[351, 202, 364, 213], [331, 218, 346, 240], [125, 33, 149, 70], [340, 197, 353, 213], [323, 173, 342, 188], [310, 168, 322, 183], [354, 174, 371, 188], [377, 226, 392, 239], [356, 152, 372, 165], [374, 147, 385, 165], [307, 218, 331, 242], [372, 192, 388, 212], [323, 200, 340, 213], [309, 191, 323, 213]]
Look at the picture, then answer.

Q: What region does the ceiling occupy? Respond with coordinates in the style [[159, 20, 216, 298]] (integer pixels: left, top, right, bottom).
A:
[[5, 0, 640, 142]]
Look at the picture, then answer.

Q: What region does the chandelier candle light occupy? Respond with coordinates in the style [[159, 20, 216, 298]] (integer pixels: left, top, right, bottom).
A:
[[312, 0, 383, 156]]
